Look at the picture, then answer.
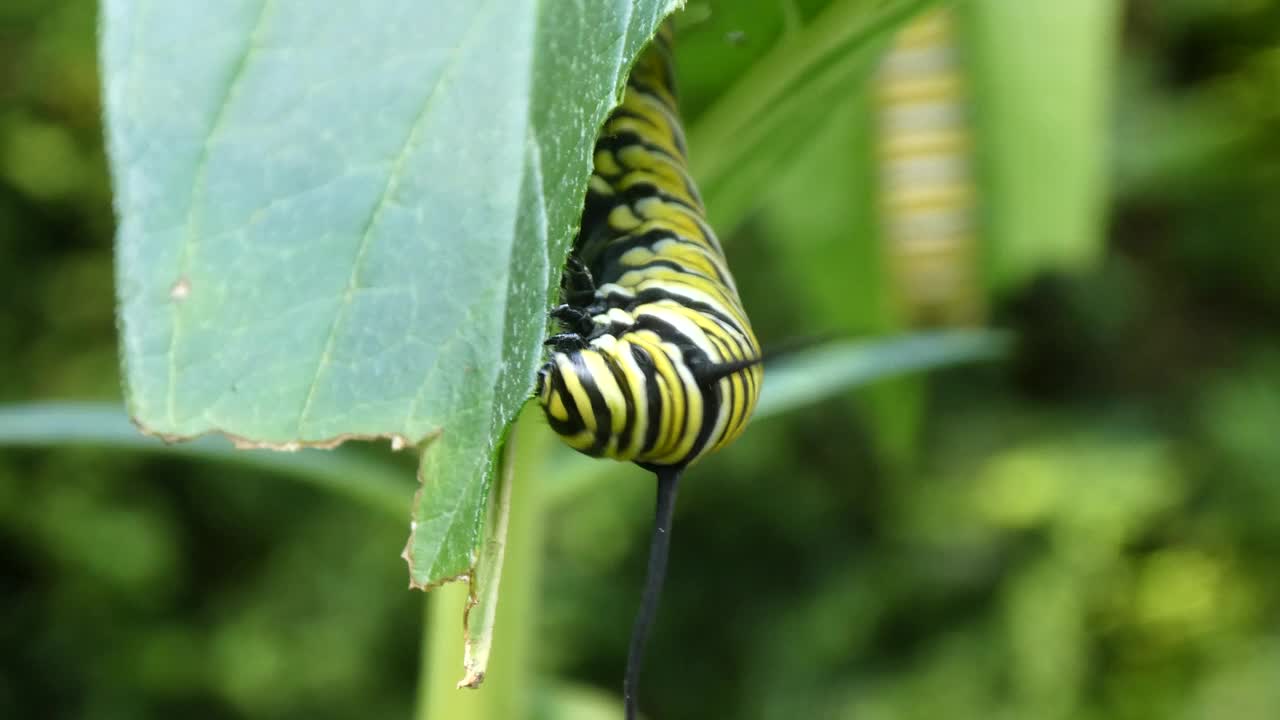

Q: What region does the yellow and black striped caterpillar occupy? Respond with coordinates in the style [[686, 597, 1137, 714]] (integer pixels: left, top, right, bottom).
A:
[[535, 24, 761, 720], [875, 7, 983, 326]]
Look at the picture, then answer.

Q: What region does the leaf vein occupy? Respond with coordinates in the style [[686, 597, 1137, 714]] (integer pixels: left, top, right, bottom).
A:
[[294, 0, 497, 435], [164, 0, 274, 427]]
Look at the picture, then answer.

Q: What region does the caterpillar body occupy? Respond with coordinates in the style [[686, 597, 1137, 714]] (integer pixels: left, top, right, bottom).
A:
[[537, 26, 761, 471], [875, 7, 984, 326], [534, 24, 761, 720]]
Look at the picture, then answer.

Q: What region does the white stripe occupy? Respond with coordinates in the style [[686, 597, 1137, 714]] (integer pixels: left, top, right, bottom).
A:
[[879, 44, 958, 78], [881, 101, 965, 132], [637, 305, 723, 359], [882, 154, 971, 190], [887, 207, 974, 238]]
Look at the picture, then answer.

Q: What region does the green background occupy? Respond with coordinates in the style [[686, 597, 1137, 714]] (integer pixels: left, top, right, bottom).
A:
[[5, 0, 1280, 718]]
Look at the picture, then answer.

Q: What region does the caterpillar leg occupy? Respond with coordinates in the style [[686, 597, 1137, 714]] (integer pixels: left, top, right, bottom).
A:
[[561, 255, 597, 306], [565, 254, 594, 285], [549, 303, 594, 335], [543, 332, 589, 353]]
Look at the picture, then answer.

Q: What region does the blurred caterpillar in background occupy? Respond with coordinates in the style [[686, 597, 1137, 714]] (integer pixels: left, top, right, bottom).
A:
[[875, 7, 984, 326], [534, 22, 762, 720]]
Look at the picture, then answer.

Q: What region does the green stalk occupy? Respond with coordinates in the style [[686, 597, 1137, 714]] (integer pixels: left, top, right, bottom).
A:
[[420, 582, 484, 719], [418, 405, 553, 720]]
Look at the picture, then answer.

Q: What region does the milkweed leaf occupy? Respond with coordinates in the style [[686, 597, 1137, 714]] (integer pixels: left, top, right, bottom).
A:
[[100, 0, 684, 590]]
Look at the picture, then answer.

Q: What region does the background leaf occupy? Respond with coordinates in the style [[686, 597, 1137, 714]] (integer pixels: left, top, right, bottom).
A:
[[100, 0, 681, 587], [754, 330, 1009, 419], [683, 0, 939, 233], [0, 402, 412, 516], [963, 0, 1120, 291]]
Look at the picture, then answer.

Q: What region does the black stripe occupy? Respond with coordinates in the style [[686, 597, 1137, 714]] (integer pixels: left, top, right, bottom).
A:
[[631, 287, 744, 334], [546, 412, 578, 437], [684, 367, 723, 466], [576, 353, 614, 457], [596, 228, 701, 278], [593, 221, 731, 289], [668, 347, 691, 462], [548, 363, 587, 439], [595, 130, 680, 167], [623, 84, 684, 154], [632, 345, 664, 456], [633, 314, 713, 369], [617, 178, 704, 215], [613, 258, 716, 284], [608, 105, 686, 157], [609, 106, 667, 134], [604, 352, 638, 459], [621, 242, 731, 289], [593, 135, 703, 208]]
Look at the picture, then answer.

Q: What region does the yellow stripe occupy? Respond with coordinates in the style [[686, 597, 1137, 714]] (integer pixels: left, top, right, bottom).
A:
[[608, 205, 643, 231], [594, 149, 621, 177], [556, 356, 597, 436], [880, 130, 971, 158], [878, 74, 964, 103], [547, 392, 568, 422], [612, 338, 650, 459], [882, 184, 973, 211], [581, 352, 626, 455]]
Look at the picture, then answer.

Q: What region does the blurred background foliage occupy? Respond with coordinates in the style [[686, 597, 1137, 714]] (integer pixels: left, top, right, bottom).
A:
[[4, 0, 1280, 718]]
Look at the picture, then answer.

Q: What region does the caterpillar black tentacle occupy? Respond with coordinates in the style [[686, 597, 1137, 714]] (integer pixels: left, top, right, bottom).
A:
[[534, 22, 762, 720], [623, 467, 681, 719]]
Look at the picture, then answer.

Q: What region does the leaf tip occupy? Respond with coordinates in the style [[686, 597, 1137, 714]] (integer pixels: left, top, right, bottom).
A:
[[456, 671, 485, 690]]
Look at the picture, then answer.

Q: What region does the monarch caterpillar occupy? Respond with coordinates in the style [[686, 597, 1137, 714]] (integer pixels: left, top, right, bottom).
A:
[[535, 23, 762, 719], [875, 7, 983, 326]]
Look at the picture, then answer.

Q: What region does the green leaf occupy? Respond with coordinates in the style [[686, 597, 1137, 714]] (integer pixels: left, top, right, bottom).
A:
[[536, 683, 626, 719], [0, 402, 411, 517], [685, 0, 940, 233], [100, 0, 681, 588], [754, 330, 1010, 419], [962, 0, 1119, 291], [759, 89, 886, 336]]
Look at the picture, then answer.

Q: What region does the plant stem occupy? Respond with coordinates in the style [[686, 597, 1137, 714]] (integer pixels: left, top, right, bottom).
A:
[[416, 405, 552, 720]]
